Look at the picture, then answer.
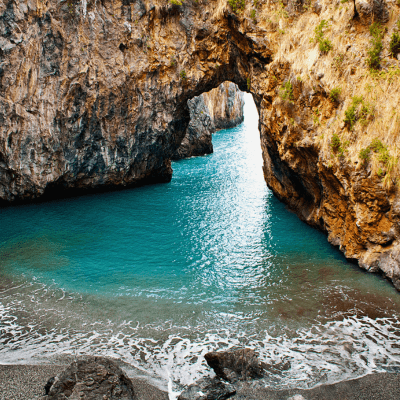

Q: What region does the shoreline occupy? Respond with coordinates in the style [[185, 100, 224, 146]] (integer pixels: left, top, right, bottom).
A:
[[1, 363, 399, 400], [0, 363, 169, 400]]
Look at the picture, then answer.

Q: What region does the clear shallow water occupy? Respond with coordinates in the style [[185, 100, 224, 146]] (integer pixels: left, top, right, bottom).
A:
[[1, 94, 400, 392]]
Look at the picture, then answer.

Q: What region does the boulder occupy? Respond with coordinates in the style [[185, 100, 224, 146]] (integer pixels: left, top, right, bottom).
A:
[[204, 348, 264, 382], [44, 357, 136, 400]]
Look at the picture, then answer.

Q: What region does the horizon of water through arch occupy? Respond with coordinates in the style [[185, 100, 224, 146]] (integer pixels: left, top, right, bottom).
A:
[[1, 93, 400, 392]]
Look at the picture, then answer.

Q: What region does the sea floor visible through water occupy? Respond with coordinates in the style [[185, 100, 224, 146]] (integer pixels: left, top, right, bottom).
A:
[[1, 94, 400, 394]]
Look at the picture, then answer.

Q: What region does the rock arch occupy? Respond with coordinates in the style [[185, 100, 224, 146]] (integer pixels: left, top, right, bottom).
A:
[[1, 0, 400, 290]]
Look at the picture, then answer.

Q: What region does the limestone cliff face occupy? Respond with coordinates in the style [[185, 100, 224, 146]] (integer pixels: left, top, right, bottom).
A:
[[173, 82, 244, 160], [203, 81, 245, 130], [1, 0, 400, 289]]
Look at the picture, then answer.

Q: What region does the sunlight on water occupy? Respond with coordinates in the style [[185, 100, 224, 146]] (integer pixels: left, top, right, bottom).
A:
[[1, 93, 400, 391]]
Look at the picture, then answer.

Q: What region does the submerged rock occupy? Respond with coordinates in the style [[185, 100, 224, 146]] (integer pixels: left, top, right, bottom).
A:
[[177, 377, 236, 400], [44, 357, 136, 400], [204, 348, 264, 382]]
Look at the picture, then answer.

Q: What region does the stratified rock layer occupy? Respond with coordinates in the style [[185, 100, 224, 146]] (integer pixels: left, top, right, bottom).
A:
[[173, 81, 244, 160], [2, 0, 400, 290]]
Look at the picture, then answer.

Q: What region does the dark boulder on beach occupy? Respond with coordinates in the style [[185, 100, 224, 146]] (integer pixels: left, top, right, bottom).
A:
[[204, 348, 265, 382], [44, 356, 136, 400]]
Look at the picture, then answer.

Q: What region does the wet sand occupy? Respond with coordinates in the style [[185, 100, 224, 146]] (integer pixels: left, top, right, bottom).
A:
[[234, 372, 400, 400]]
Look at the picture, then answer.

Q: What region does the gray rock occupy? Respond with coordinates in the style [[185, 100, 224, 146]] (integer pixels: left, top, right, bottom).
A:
[[178, 377, 236, 400], [45, 357, 136, 400], [204, 348, 264, 382], [172, 93, 214, 160], [313, 1, 322, 15], [358, 0, 389, 24], [172, 82, 244, 160]]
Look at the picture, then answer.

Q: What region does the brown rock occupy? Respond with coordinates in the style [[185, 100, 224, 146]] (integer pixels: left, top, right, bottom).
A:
[[45, 357, 136, 400], [204, 348, 264, 382]]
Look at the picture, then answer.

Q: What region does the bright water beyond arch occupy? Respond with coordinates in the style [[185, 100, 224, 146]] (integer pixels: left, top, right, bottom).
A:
[[1, 94, 400, 390]]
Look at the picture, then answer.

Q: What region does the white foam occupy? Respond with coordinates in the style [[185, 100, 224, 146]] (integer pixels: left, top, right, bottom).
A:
[[1, 283, 400, 393]]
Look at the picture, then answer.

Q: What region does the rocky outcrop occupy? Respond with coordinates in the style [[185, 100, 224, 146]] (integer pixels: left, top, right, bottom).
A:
[[2, 0, 400, 289], [44, 357, 136, 399], [172, 92, 214, 160], [204, 348, 265, 382], [173, 82, 244, 160]]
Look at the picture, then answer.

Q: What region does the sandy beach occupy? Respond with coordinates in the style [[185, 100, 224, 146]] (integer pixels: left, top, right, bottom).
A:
[[0, 363, 169, 400]]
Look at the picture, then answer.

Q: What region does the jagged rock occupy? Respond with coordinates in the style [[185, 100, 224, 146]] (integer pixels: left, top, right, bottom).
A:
[[358, 0, 389, 24], [173, 82, 244, 160], [204, 349, 264, 382], [286, 0, 307, 15], [44, 357, 136, 400], [44, 377, 55, 395], [172, 93, 214, 160], [313, 1, 322, 15], [177, 377, 236, 400]]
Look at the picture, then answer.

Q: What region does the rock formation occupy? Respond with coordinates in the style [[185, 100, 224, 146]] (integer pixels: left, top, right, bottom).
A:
[[1, 0, 400, 289], [204, 348, 265, 382], [173, 81, 244, 160], [44, 357, 136, 399]]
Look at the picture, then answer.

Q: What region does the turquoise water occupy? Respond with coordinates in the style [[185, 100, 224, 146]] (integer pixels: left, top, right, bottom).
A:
[[1, 94, 400, 391]]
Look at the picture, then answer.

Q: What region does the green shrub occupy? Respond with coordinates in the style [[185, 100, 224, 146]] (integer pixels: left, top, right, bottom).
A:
[[247, 77, 251, 90], [390, 30, 400, 57], [329, 87, 342, 102], [228, 0, 245, 13], [359, 147, 371, 164], [279, 80, 294, 101], [170, 0, 183, 5], [343, 96, 364, 130], [370, 138, 386, 152], [330, 133, 341, 151], [180, 70, 187, 79], [330, 133, 348, 157], [250, 9, 257, 23], [367, 22, 384, 71], [319, 38, 333, 53], [359, 139, 398, 175], [314, 20, 333, 53], [332, 53, 345, 71]]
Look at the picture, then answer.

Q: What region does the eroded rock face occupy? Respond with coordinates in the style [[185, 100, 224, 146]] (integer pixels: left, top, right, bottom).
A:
[[2, 0, 400, 290], [203, 81, 244, 131], [45, 357, 136, 399], [0, 0, 259, 204], [172, 82, 244, 160], [172, 92, 214, 160]]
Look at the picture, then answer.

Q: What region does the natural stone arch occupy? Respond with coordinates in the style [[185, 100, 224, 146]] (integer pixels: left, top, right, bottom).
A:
[[0, 0, 270, 203], [2, 0, 400, 291]]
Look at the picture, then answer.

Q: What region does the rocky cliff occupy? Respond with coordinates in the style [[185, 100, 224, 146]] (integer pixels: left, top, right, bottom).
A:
[[1, 0, 400, 289], [173, 81, 244, 160]]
